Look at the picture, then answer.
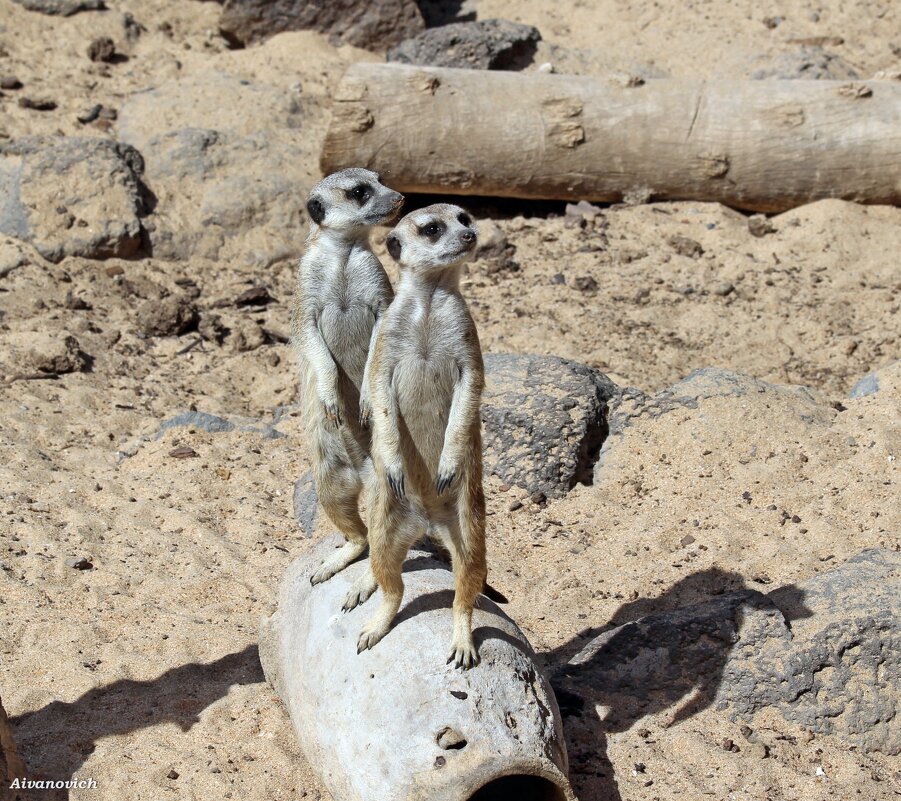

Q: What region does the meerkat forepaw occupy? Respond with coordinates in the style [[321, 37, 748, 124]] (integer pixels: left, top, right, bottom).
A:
[[436, 471, 456, 495], [386, 467, 405, 500], [447, 637, 479, 670], [321, 401, 342, 429], [359, 398, 372, 429]]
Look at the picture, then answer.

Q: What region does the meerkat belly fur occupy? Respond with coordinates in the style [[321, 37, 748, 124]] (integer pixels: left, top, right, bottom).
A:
[[359, 203, 488, 669], [291, 168, 402, 595]]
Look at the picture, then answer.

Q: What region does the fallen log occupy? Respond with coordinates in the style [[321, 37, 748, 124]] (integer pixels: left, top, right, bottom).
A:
[[321, 64, 901, 212], [260, 536, 575, 801]]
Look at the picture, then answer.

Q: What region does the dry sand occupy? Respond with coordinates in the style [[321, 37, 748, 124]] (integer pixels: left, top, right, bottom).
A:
[[0, 1, 899, 800]]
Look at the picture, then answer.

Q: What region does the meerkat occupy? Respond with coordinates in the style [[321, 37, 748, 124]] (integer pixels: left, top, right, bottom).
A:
[[357, 203, 488, 669], [291, 168, 403, 592]]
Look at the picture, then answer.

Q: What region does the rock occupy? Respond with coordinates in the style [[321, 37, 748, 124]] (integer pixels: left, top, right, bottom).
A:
[[198, 313, 228, 344], [555, 549, 900, 754], [11, 0, 105, 15], [137, 296, 198, 338], [849, 373, 880, 398], [848, 360, 901, 399], [669, 235, 704, 258], [748, 214, 775, 237], [87, 36, 117, 63], [234, 285, 274, 307], [155, 410, 284, 440], [482, 354, 619, 498], [65, 555, 93, 569], [0, 237, 29, 278], [1, 695, 26, 791], [0, 76, 22, 90], [0, 137, 148, 263], [473, 220, 519, 274], [0, 332, 91, 375], [259, 536, 575, 801], [596, 367, 834, 481], [292, 471, 318, 537], [117, 73, 308, 266], [750, 46, 859, 80], [388, 19, 541, 70], [17, 96, 57, 111], [573, 275, 598, 292], [218, 0, 424, 50], [711, 281, 734, 296]]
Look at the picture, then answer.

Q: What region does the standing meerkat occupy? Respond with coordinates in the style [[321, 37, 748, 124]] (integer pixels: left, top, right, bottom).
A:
[[292, 168, 403, 590], [358, 203, 488, 669]]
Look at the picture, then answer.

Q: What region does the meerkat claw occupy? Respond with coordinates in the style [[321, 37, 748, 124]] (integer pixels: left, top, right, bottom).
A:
[[436, 472, 455, 495], [357, 621, 389, 653], [447, 641, 479, 670], [342, 570, 378, 612], [359, 400, 372, 428], [321, 402, 342, 429], [387, 469, 405, 500]]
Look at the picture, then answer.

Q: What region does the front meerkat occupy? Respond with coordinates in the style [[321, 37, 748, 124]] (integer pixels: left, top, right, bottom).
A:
[[291, 168, 402, 589], [359, 203, 488, 669]]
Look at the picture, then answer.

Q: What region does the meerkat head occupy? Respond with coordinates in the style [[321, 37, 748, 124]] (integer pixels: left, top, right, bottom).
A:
[[385, 204, 477, 273], [306, 168, 404, 233]]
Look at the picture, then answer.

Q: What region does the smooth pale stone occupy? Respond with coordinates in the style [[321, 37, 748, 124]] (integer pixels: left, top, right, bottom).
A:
[[259, 536, 575, 801]]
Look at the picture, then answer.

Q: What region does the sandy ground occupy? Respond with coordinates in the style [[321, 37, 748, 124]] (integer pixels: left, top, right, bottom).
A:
[[0, 1, 899, 800]]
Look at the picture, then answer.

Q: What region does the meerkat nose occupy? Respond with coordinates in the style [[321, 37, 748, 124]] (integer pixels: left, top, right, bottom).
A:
[[460, 230, 475, 244]]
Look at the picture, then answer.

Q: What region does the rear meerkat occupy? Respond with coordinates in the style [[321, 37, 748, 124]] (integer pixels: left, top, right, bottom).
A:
[[358, 203, 488, 669], [291, 168, 403, 589]]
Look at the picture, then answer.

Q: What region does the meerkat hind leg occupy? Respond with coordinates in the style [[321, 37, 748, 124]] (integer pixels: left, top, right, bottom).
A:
[[433, 515, 487, 670], [357, 507, 421, 652], [310, 460, 368, 585]]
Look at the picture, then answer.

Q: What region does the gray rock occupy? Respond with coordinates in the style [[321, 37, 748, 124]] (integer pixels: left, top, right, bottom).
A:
[[137, 296, 198, 338], [219, 0, 424, 50], [155, 411, 284, 440], [482, 354, 618, 498], [292, 471, 318, 538], [11, 0, 104, 15], [849, 372, 880, 398], [750, 46, 859, 80], [0, 137, 147, 263], [388, 19, 541, 70], [260, 535, 575, 801], [555, 549, 900, 754], [848, 360, 900, 399]]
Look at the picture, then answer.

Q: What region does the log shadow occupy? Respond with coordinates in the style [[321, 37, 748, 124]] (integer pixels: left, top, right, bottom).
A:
[[540, 569, 812, 801], [8, 645, 263, 801]]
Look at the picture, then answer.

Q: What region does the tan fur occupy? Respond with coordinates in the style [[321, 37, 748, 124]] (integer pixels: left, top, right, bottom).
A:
[[356, 204, 488, 669], [291, 168, 402, 594]]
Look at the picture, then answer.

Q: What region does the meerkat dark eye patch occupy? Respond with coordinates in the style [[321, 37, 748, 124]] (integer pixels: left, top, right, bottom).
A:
[[307, 197, 325, 224], [457, 213, 472, 227], [419, 221, 445, 239], [347, 184, 372, 205], [386, 234, 402, 261]]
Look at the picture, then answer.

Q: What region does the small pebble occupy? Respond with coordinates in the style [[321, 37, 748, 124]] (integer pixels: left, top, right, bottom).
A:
[[18, 96, 57, 111], [680, 534, 696, 547], [169, 446, 199, 459], [87, 36, 117, 63], [573, 275, 598, 293], [508, 500, 523, 511], [167, 769, 179, 780], [0, 75, 22, 90], [65, 556, 93, 570]]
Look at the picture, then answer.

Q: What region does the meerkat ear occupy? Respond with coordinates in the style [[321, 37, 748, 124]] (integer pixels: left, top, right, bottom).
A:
[[307, 197, 325, 225], [386, 234, 402, 261]]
